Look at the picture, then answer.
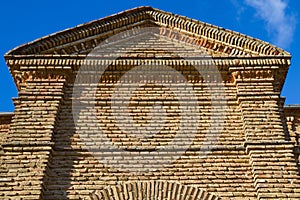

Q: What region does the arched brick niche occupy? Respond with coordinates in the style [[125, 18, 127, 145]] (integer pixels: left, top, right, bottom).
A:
[[88, 181, 221, 200]]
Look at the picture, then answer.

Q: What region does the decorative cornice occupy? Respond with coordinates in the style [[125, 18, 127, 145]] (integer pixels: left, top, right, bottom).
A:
[[6, 56, 290, 69], [14, 70, 67, 91], [231, 69, 275, 80], [4, 6, 291, 93], [8, 57, 289, 91]]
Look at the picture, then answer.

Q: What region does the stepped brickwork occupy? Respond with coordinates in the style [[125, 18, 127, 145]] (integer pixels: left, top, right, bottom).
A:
[[0, 113, 12, 146], [1, 6, 300, 200], [284, 105, 300, 168]]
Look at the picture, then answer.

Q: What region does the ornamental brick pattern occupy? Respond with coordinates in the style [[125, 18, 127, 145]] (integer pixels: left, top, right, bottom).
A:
[[89, 181, 221, 200], [1, 6, 300, 200]]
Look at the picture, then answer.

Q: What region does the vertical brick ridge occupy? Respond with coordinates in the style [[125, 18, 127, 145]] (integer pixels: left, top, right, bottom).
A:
[[0, 113, 13, 150], [0, 113, 13, 195], [40, 76, 70, 199], [246, 143, 300, 199], [284, 106, 300, 175], [233, 69, 300, 199], [88, 181, 221, 200], [233, 68, 286, 142], [0, 71, 67, 199], [278, 98, 291, 141]]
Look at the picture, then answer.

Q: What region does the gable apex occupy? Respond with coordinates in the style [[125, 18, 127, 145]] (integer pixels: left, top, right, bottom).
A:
[[5, 6, 290, 58]]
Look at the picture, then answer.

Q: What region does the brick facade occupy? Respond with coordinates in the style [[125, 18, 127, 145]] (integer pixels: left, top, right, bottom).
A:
[[1, 7, 300, 199]]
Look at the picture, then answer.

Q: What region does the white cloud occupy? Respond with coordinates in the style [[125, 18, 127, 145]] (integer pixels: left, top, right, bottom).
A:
[[230, 0, 246, 21], [244, 0, 296, 49]]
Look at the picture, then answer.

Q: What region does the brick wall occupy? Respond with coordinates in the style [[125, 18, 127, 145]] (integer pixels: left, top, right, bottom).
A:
[[0, 113, 12, 147], [284, 106, 300, 170], [2, 6, 300, 200]]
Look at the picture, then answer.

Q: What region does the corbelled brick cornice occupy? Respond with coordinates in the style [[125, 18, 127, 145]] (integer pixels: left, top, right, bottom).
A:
[[4, 6, 291, 94], [5, 6, 289, 57]]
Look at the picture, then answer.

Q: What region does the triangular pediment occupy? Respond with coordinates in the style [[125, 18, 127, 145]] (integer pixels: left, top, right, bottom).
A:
[[86, 27, 217, 58], [5, 6, 289, 57]]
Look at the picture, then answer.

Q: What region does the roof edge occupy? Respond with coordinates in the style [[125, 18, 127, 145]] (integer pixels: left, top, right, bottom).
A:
[[284, 105, 300, 109], [150, 7, 290, 56], [5, 6, 290, 57], [5, 6, 154, 57], [0, 112, 14, 117]]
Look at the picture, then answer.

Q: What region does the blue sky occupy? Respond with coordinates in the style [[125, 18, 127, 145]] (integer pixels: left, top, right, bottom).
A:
[[0, 0, 299, 111]]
